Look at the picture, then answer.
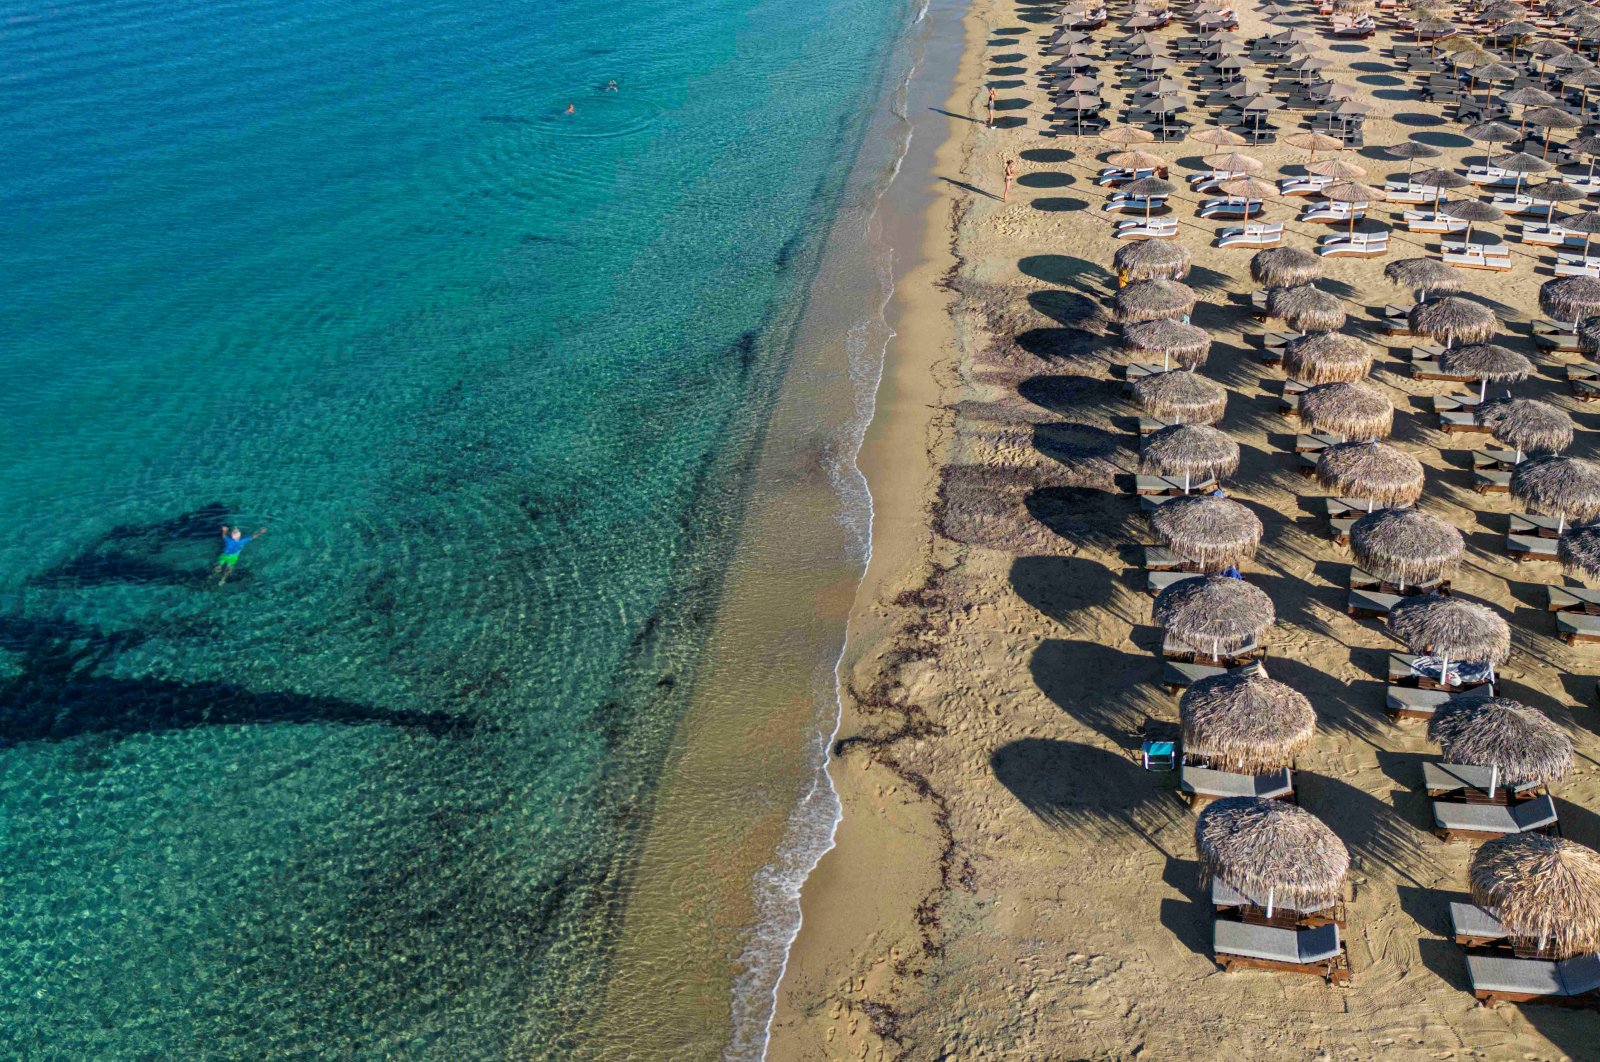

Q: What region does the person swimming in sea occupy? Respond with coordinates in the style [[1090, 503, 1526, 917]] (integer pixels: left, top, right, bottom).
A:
[[214, 523, 267, 584], [605, 80, 618, 92], [564, 103, 575, 115]]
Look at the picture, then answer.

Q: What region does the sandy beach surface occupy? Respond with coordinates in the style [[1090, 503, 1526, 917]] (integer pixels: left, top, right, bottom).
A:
[[768, 0, 1600, 1056]]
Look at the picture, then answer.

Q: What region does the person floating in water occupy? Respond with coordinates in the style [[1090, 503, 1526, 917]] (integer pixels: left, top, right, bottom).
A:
[[214, 524, 267, 584], [606, 80, 618, 92], [565, 103, 575, 115]]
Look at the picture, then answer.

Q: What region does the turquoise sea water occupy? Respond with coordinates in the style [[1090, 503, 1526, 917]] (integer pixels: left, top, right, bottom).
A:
[[1, 0, 908, 1053]]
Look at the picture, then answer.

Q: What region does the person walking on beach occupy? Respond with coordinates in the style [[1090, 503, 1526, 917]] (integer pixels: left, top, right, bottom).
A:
[[987, 87, 996, 128], [213, 524, 267, 584], [1003, 157, 1016, 202]]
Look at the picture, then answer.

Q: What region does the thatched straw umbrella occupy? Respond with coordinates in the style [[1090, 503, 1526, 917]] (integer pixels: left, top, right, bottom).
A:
[[1526, 105, 1584, 159], [1578, 313, 1600, 357], [1251, 247, 1321, 288], [1491, 149, 1554, 193], [1307, 157, 1368, 179], [1526, 179, 1585, 224], [1315, 442, 1425, 510], [1388, 593, 1511, 687], [1541, 275, 1600, 327], [1322, 180, 1387, 236], [1559, 525, 1600, 580], [1196, 798, 1349, 916], [1440, 343, 1533, 401], [1102, 125, 1157, 146], [1476, 399, 1573, 459], [1154, 574, 1275, 658], [1149, 493, 1260, 570], [1511, 455, 1600, 532], [1300, 381, 1393, 440], [1114, 239, 1191, 283], [1122, 176, 1176, 221], [1440, 199, 1505, 246], [1268, 284, 1345, 333], [1283, 130, 1343, 163], [1123, 317, 1209, 370], [1180, 669, 1315, 774], [1193, 126, 1249, 147], [1384, 257, 1462, 302], [1471, 835, 1600, 958], [1409, 297, 1497, 348], [1204, 150, 1264, 174], [1284, 332, 1371, 384], [1411, 166, 1471, 212], [1430, 697, 1573, 793], [1107, 147, 1164, 169], [1384, 140, 1443, 176], [1142, 424, 1239, 488], [1115, 278, 1196, 323], [1351, 508, 1464, 588], [1133, 369, 1226, 424]]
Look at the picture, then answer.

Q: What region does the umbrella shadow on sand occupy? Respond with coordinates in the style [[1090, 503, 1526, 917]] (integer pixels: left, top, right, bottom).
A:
[[1030, 638, 1169, 749], [991, 736, 1187, 854]]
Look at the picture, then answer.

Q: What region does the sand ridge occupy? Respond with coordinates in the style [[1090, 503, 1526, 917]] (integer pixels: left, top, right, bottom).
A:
[[769, 0, 1600, 1057]]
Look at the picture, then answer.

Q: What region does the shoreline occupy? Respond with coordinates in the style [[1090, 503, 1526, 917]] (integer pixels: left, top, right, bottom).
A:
[[582, 1, 943, 1053], [770, 0, 1600, 1055]]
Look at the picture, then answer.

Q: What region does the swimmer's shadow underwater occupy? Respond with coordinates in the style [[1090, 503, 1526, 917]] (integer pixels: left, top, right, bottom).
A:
[[1, 505, 477, 745], [27, 502, 245, 590]]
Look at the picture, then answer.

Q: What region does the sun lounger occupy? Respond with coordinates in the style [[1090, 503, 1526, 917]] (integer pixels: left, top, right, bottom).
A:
[[1199, 197, 1264, 219], [1466, 166, 1519, 187], [1381, 304, 1413, 334], [1557, 611, 1600, 644], [1443, 248, 1514, 271], [1148, 568, 1197, 594], [1424, 762, 1539, 800], [1537, 326, 1586, 352], [1506, 533, 1559, 562], [1468, 952, 1600, 1005], [1433, 793, 1559, 842], [1277, 174, 1336, 197], [1137, 415, 1175, 435], [1383, 181, 1442, 205], [1568, 365, 1600, 400], [1320, 232, 1390, 258], [1448, 901, 1507, 948], [1214, 921, 1349, 983], [1403, 211, 1469, 234], [1389, 652, 1494, 690], [1213, 879, 1345, 926], [1298, 202, 1365, 225], [1554, 258, 1600, 279], [1521, 222, 1591, 249], [1098, 166, 1160, 186], [1180, 764, 1294, 806], [1556, 251, 1600, 272], [1135, 474, 1217, 495], [1386, 682, 1492, 721], [1489, 193, 1550, 217], [1546, 585, 1600, 612], [1216, 222, 1283, 248], [1162, 659, 1228, 691], [1438, 410, 1491, 433], [1103, 195, 1171, 215], [1563, 174, 1600, 195]]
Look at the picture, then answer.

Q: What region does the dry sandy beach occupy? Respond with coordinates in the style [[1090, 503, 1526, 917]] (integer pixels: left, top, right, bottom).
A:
[[768, 0, 1600, 1056]]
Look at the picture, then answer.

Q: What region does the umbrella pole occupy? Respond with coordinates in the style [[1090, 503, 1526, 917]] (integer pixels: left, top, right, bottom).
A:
[[1441, 653, 1451, 689], [1481, 377, 1489, 401], [1266, 888, 1275, 920], [1489, 764, 1498, 801]]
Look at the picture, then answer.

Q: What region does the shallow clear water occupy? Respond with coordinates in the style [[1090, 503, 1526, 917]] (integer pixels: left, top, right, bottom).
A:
[[1, 0, 907, 1053]]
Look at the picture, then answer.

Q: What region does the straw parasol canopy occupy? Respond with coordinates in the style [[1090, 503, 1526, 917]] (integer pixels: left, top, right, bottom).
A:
[[1409, 297, 1496, 348], [1154, 574, 1275, 656], [1476, 399, 1573, 458], [1108, 147, 1164, 169], [1559, 525, 1600, 579], [1307, 157, 1367, 179], [1180, 669, 1315, 774], [1102, 126, 1157, 145], [1300, 381, 1393, 439], [1440, 198, 1506, 246], [1195, 798, 1349, 913], [1284, 332, 1372, 384], [1134, 369, 1226, 424], [1388, 593, 1511, 665], [1439, 343, 1533, 400], [1430, 697, 1574, 789], [1315, 442, 1425, 508], [1284, 131, 1343, 160], [1267, 284, 1345, 332], [1384, 140, 1443, 175], [1115, 278, 1195, 323], [1192, 126, 1249, 147], [1115, 239, 1192, 282], [1219, 176, 1278, 201], [1541, 275, 1600, 325], [1351, 508, 1464, 585], [1251, 247, 1321, 288], [1148, 492, 1260, 570], [1526, 180, 1586, 223], [1471, 835, 1600, 959], [1578, 312, 1600, 356], [1511, 455, 1600, 531], [1124, 317, 1209, 372], [1204, 150, 1264, 173], [1384, 257, 1462, 301]]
